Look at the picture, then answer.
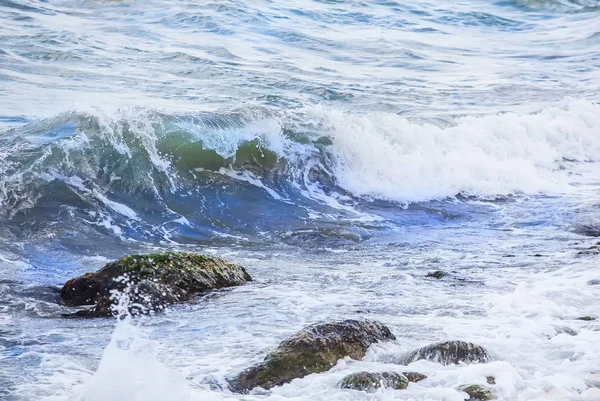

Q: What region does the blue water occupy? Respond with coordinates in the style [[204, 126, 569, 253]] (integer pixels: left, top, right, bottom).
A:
[[1, 1, 600, 400]]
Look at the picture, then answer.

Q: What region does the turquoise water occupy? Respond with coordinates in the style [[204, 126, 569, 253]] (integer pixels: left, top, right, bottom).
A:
[[1, 1, 600, 400]]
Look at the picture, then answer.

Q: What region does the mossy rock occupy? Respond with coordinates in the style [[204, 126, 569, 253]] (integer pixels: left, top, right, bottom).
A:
[[577, 243, 600, 256], [59, 252, 251, 317], [403, 371, 427, 383], [228, 319, 395, 392], [401, 341, 491, 365], [460, 384, 495, 401], [339, 371, 409, 391]]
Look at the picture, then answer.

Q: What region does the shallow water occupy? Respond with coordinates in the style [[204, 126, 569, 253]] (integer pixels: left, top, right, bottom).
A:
[[1, 0, 600, 400]]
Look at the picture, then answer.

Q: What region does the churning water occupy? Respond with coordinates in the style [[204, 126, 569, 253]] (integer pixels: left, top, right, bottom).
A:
[[1, 0, 600, 400]]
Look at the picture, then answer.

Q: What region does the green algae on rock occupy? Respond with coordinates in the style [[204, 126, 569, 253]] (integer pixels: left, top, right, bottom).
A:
[[339, 371, 409, 391], [403, 371, 427, 383], [401, 341, 491, 365], [228, 319, 396, 392], [460, 384, 495, 401], [59, 252, 251, 317]]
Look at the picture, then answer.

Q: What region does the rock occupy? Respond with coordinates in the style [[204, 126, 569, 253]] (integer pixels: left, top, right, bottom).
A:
[[577, 245, 600, 256], [460, 384, 495, 400], [228, 320, 395, 392], [588, 279, 600, 286], [339, 372, 409, 391], [584, 372, 600, 389], [59, 252, 251, 317], [401, 341, 492, 365], [426, 271, 448, 279], [486, 377, 496, 385], [577, 316, 597, 321], [280, 229, 363, 247], [551, 326, 579, 337], [424, 271, 482, 286], [574, 225, 600, 237], [403, 371, 427, 383]]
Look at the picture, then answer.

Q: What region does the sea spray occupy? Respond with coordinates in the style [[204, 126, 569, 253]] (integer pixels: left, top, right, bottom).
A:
[[71, 288, 195, 401]]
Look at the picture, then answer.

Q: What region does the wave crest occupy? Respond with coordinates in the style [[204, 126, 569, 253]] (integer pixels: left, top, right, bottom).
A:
[[0, 99, 598, 242]]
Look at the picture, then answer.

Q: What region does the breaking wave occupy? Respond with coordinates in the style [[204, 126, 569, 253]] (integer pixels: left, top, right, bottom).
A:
[[1, 99, 599, 242]]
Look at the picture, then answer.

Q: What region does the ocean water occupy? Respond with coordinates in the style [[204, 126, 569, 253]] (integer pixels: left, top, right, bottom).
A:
[[1, 0, 600, 400]]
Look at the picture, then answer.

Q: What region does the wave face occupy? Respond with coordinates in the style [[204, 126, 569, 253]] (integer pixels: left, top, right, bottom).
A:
[[1, 100, 599, 244]]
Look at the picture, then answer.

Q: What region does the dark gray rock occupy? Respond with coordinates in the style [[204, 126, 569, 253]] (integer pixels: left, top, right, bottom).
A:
[[460, 384, 495, 400], [426, 271, 448, 279], [551, 326, 579, 337]]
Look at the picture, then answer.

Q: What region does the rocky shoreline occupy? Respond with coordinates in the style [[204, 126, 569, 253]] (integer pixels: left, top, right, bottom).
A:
[[55, 251, 599, 400]]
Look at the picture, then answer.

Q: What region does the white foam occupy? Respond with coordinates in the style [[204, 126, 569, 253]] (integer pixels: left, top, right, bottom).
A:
[[177, 117, 284, 160], [93, 191, 138, 220], [71, 318, 195, 401], [307, 99, 600, 203], [218, 167, 283, 200]]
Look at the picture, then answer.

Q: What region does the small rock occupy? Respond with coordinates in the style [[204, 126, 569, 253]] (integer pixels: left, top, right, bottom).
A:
[[426, 271, 448, 279], [401, 341, 492, 365], [551, 326, 579, 337], [587, 280, 600, 286], [486, 377, 496, 385], [574, 225, 600, 237], [584, 372, 600, 389], [228, 320, 396, 392], [577, 316, 597, 321], [460, 384, 495, 401], [403, 371, 427, 383], [280, 229, 362, 247], [339, 372, 409, 391]]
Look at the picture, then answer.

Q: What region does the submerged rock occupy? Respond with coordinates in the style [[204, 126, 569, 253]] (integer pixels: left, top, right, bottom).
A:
[[460, 384, 495, 401], [574, 225, 600, 237], [280, 229, 363, 248], [401, 341, 491, 365], [426, 270, 448, 279], [550, 326, 579, 337], [339, 371, 409, 391], [424, 270, 482, 286], [585, 372, 600, 389], [228, 320, 395, 392], [60, 252, 251, 317], [577, 245, 600, 256]]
